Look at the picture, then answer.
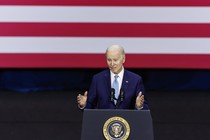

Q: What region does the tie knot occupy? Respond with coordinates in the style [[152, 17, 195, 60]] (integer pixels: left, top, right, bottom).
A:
[[114, 75, 118, 79]]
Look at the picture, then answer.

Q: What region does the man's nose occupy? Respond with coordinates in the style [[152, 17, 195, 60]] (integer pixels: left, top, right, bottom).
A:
[[111, 61, 115, 66]]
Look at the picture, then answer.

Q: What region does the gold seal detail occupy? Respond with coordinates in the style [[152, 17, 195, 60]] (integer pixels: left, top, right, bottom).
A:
[[103, 116, 130, 140]]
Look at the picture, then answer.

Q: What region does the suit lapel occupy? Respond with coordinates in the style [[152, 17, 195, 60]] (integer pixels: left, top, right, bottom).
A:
[[104, 69, 111, 94], [121, 70, 129, 91], [104, 70, 116, 106]]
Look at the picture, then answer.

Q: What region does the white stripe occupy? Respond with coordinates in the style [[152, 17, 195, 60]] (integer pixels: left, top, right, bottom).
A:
[[1, 37, 210, 54], [0, 6, 210, 23]]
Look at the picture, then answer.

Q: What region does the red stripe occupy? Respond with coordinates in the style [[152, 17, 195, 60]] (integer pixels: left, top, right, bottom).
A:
[[0, 53, 210, 69], [126, 54, 210, 69], [1, 23, 210, 37], [0, 0, 210, 6]]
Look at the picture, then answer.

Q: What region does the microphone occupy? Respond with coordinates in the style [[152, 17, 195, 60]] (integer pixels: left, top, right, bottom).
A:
[[120, 88, 124, 102], [110, 88, 115, 102]]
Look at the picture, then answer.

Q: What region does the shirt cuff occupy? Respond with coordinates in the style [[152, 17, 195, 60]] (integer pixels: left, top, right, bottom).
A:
[[135, 105, 143, 110], [78, 104, 86, 110]]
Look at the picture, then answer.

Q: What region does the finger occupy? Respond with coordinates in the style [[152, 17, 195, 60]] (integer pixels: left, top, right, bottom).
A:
[[84, 91, 88, 97], [141, 96, 144, 103], [140, 95, 144, 101], [140, 95, 144, 99], [138, 91, 142, 97], [77, 94, 81, 97]]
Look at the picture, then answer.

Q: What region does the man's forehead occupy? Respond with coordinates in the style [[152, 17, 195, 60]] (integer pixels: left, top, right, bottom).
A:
[[106, 53, 122, 59]]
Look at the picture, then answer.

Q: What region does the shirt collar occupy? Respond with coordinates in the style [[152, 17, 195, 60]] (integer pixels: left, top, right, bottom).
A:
[[110, 67, 124, 79]]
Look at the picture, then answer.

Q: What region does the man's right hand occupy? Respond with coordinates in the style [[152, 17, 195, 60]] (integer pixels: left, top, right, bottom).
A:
[[77, 91, 88, 109]]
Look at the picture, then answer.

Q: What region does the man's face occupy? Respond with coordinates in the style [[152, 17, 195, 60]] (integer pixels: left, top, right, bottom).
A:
[[106, 49, 125, 74]]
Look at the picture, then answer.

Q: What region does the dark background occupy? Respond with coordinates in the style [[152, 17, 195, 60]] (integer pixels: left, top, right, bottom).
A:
[[0, 68, 210, 140]]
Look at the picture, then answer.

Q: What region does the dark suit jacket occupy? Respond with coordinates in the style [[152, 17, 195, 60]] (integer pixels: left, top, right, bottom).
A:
[[85, 69, 149, 110]]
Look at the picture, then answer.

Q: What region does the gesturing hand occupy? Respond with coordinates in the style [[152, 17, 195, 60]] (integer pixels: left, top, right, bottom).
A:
[[135, 91, 144, 109], [77, 91, 88, 109]]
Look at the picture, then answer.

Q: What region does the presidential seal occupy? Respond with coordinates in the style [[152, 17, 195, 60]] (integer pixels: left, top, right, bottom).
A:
[[103, 116, 130, 140]]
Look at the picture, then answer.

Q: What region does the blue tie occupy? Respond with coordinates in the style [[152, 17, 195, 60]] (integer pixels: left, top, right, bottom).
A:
[[113, 75, 119, 104]]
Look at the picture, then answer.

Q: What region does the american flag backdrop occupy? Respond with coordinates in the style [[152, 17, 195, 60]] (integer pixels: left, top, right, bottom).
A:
[[0, 0, 210, 68]]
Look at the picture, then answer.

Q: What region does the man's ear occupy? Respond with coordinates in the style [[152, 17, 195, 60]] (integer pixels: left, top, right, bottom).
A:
[[123, 55, 126, 63]]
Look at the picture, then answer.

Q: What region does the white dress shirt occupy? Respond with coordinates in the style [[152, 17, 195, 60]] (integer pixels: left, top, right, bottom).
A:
[[110, 67, 124, 92]]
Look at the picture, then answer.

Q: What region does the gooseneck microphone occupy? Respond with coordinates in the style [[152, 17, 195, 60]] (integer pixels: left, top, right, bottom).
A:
[[110, 88, 115, 102], [120, 88, 124, 102]]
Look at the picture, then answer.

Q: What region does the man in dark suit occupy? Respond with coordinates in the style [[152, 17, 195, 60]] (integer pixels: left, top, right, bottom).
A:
[[77, 44, 148, 110]]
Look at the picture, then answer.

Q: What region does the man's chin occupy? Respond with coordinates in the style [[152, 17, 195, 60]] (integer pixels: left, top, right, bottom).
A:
[[110, 69, 118, 74]]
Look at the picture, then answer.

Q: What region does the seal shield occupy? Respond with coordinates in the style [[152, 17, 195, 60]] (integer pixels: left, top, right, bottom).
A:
[[103, 116, 130, 140]]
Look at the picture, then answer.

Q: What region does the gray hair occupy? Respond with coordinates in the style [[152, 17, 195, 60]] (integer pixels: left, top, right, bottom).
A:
[[105, 44, 125, 56]]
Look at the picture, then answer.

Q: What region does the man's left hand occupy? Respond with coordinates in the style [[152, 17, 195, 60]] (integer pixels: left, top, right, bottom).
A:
[[135, 91, 144, 109]]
